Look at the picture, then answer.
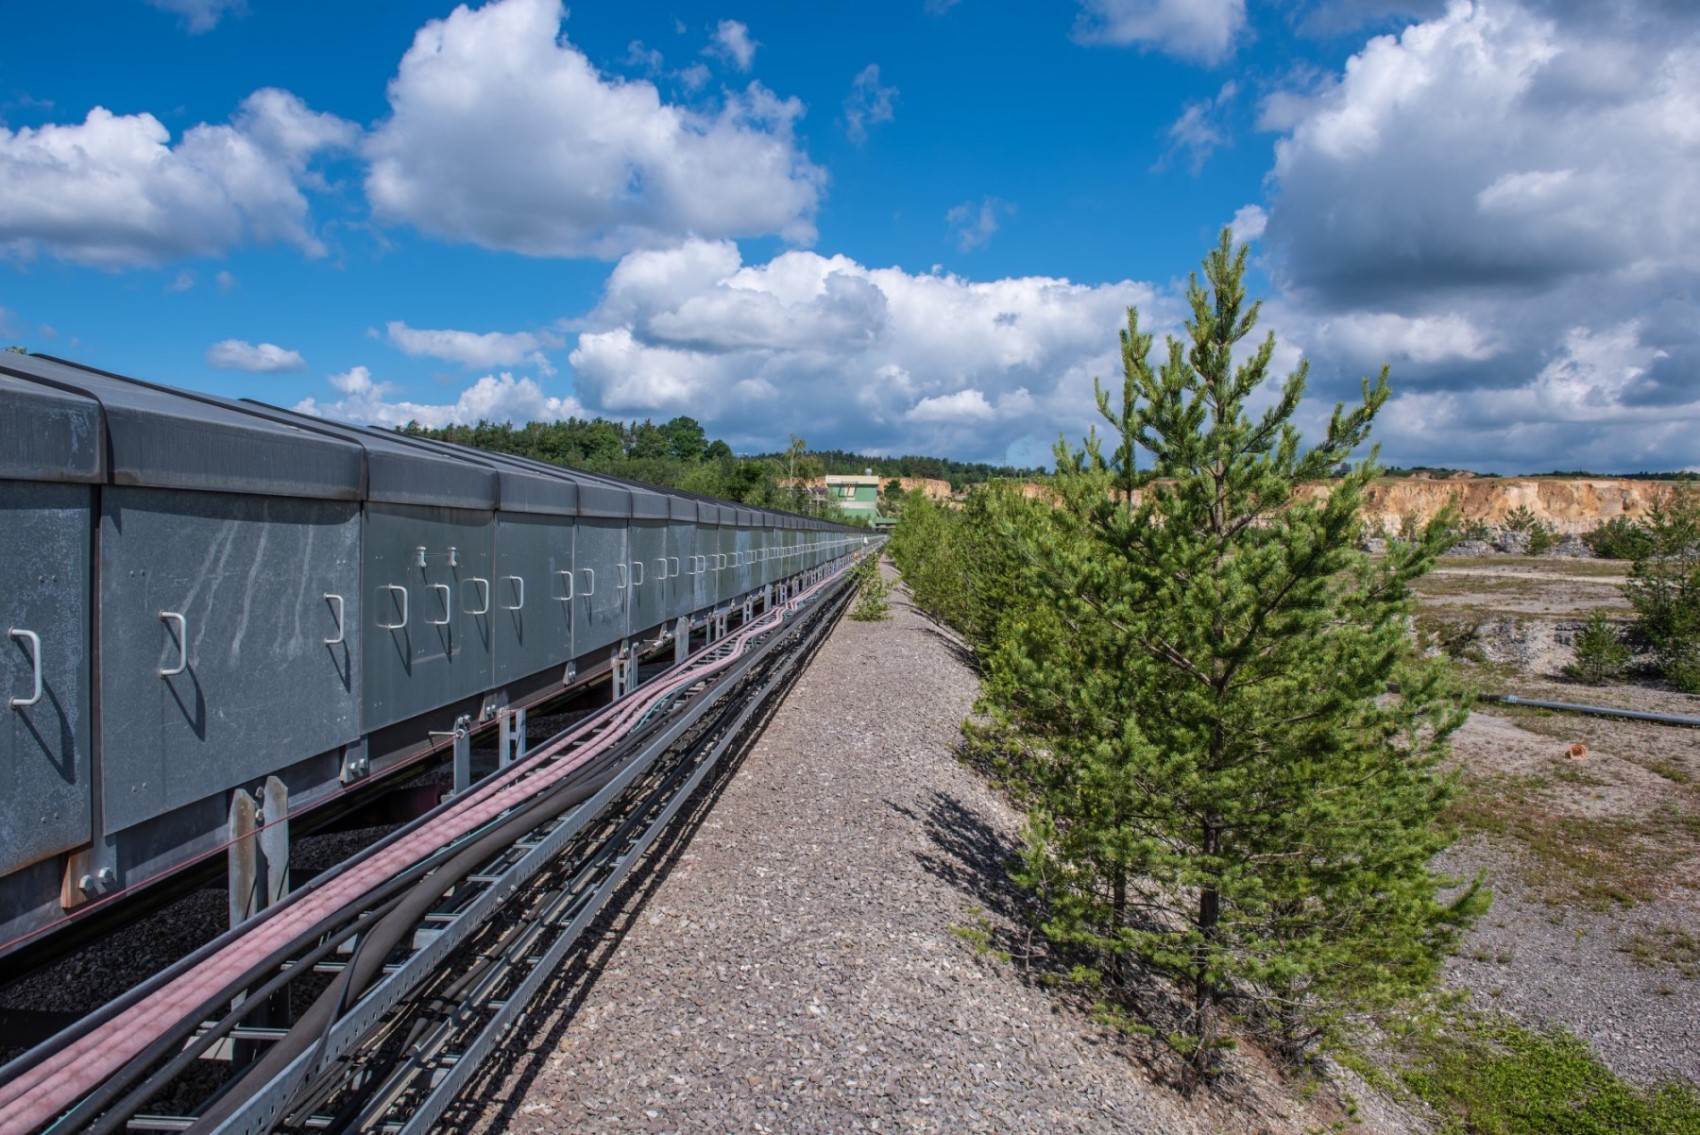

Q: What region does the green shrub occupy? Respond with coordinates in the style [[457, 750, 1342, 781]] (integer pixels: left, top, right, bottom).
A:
[[848, 555, 892, 621], [1626, 490, 1700, 693], [1526, 522, 1557, 556], [1583, 516, 1654, 561], [1449, 519, 1493, 547], [1504, 504, 1538, 533], [1566, 612, 1629, 685]]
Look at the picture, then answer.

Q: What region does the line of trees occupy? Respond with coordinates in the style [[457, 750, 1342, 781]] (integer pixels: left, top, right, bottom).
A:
[[397, 417, 865, 523], [889, 232, 1485, 1083]]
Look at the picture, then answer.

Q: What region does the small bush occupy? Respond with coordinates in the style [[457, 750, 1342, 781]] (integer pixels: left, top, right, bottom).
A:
[[848, 555, 892, 621], [1526, 522, 1557, 556], [1583, 516, 1654, 561], [1504, 504, 1539, 533], [1626, 490, 1700, 693], [1449, 519, 1493, 547], [1566, 611, 1629, 685]]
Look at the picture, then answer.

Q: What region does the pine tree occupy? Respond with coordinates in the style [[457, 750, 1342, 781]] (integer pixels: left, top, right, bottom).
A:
[[991, 230, 1484, 1080]]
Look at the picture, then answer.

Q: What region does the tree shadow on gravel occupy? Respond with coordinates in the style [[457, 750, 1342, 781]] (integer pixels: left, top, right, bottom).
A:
[[909, 788, 1278, 1101], [886, 583, 984, 675], [909, 790, 1033, 934], [914, 623, 980, 675]]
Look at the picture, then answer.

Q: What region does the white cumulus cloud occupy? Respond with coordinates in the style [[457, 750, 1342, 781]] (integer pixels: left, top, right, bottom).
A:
[[566, 238, 1164, 464], [1073, 0, 1247, 63], [363, 0, 823, 258], [296, 370, 587, 429], [385, 321, 564, 376], [0, 88, 356, 268], [706, 19, 758, 71], [206, 339, 306, 372], [144, 0, 245, 34], [946, 197, 1014, 252], [844, 64, 898, 144], [1255, 0, 1700, 472]]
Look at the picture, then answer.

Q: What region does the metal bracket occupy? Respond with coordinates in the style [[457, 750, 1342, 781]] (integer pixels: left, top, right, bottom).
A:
[[498, 707, 528, 767], [60, 847, 116, 910], [339, 744, 370, 785], [414, 545, 460, 569], [429, 716, 474, 796], [230, 777, 289, 928]]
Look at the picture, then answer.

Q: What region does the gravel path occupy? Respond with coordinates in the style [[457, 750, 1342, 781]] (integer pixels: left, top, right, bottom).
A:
[[462, 572, 1368, 1135]]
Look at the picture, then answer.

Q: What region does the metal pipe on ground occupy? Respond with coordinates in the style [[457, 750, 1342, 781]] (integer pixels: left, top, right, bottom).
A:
[[1481, 693, 1700, 728]]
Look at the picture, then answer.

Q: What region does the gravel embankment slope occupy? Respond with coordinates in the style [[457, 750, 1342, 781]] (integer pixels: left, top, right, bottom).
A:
[[466, 573, 1370, 1135]]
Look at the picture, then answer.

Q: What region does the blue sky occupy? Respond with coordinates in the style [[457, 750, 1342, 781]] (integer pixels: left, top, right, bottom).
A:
[[2, 0, 1696, 472]]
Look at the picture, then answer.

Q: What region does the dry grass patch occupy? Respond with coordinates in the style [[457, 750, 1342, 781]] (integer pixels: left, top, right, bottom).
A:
[[1624, 927, 1700, 980], [1446, 769, 1700, 909]]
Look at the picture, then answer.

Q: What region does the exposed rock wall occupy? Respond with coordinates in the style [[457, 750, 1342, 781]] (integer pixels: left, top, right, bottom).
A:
[[895, 476, 954, 501], [1359, 478, 1676, 536], [1002, 476, 1679, 537]]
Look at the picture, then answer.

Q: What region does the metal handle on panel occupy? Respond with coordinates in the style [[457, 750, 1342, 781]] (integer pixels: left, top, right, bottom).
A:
[[632, 561, 644, 586], [158, 611, 187, 677], [500, 575, 524, 611], [323, 593, 345, 646], [466, 577, 490, 616], [428, 583, 451, 626], [377, 585, 408, 630], [553, 570, 575, 601], [9, 628, 41, 709], [670, 557, 680, 576], [616, 563, 627, 590], [581, 567, 595, 596]]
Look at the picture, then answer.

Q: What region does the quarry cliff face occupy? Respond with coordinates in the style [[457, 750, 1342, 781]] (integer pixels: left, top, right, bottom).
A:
[[1358, 478, 1674, 535], [1004, 477, 1678, 535]]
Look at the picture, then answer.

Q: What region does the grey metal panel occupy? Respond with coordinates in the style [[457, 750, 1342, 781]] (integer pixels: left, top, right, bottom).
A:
[[0, 375, 104, 483], [492, 513, 575, 686], [626, 521, 668, 636], [574, 480, 631, 519], [241, 403, 496, 511], [389, 437, 577, 517], [691, 525, 715, 612], [0, 482, 93, 873], [696, 502, 717, 524], [3, 357, 364, 501], [756, 528, 773, 588], [629, 489, 669, 521], [362, 503, 495, 731], [99, 487, 362, 833], [572, 519, 627, 656], [715, 525, 736, 606], [733, 527, 753, 597], [667, 521, 694, 621], [668, 497, 695, 521]]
